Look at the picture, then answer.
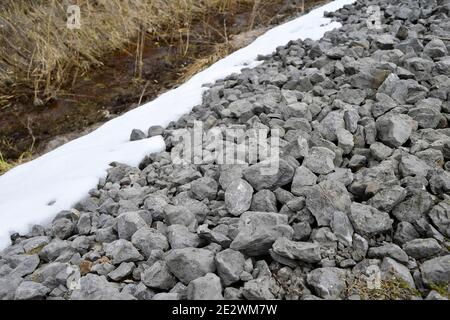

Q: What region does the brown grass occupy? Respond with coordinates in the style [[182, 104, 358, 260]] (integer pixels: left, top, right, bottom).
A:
[[0, 0, 261, 106]]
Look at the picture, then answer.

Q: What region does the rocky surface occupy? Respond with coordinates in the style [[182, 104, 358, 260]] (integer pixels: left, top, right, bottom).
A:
[[1, 0, 450, 300]]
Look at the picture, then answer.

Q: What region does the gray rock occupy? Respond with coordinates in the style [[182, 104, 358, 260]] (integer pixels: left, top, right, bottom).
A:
[[71, 274, 135, 300], [152, 292, 181, 300], [243, 159, 295, 191], [403, 239, 442, 260], [163, 205, 197, 230], [0, 276, 23, 300], [187, 273, 223, 300], [148, 125, 164, 137], [304, 147, 335, 175], [77, 213, 91, 235], [225, 179, 254, 216], [215, 249, 245, 286], [399, 154, 431, 177], [250, 190, 277, 212], [394, 222, 420, 245], [420, 255, 450, 286], [52, 218, 75, 240], [423, 38, 448, 59], [381, 257, 415, 288], [304, 180, 351, 227], [306, 267, 347, 299], [117, 211, 148, 240], [242, 278, 275, 300], [108, 262, 135, 282], [392, 191, 433, 223], [368, 186, 407, 212], [291, 166, 317, 196], [190, 177, 218, 200], [39, 239, 73, 262], [142, 261, 177, 290], [10, 254, 40, 277], [348, 203, 393, 237], [293, 222, 312, 241], [104, 239, 143, 265], [131, 227, 169, 258], [21, 236, 50, 254], [14, 281, 50, 300], [352, 234, 369, 262], [368, 243, 409, 264], [230, 212, 293, 256], [165, 248, 216, 284], [370, 142, 393, 161], [130, 129, 147, 141], [376, 113, 417, 147], [167, 224, 202, 249], [428, 201, 450, 237], [197, 224, 231, 248], [272, 237, 321, 263], [330, 211, 354, 246]]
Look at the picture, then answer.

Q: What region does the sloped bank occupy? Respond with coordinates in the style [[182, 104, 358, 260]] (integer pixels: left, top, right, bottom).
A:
[[1, 0, 450, 300]]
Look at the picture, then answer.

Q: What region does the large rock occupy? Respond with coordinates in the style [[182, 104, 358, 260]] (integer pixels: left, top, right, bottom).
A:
[[272, 237, 321, 264], [116, 212, 148, 240], [304, 180, 351, 227], [403, 238, 442, 260], [190, 177, 218, 200], [104, 240, 143, 265], [348, 203, 393, 237], [14, 281, 50, 300], [187, 273, 223, 300], [376, 113, 417, 147], [165, 248, 216, 284], [304, 147, 335, 175], [243, 159, 295, 191], [142, 261, 177, 290], [230, 212, 293, 256], [251, 190, 277, 212], [428, 201, 450, 237], [71, 274, 135, 300], [330, 211, 354, 246], [420, 255, 450, 286], [225, 179, 254, 216], [167, 224, 202, 249], [215, 249, 246, 286], [306, 267, 347, 299], [291, 166, 317, 196], [380, 257, 415, 288], [131, 227, 169, 258]]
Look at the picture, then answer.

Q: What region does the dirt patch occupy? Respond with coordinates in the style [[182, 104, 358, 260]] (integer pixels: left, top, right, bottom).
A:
[[0, 0, 328, 167]]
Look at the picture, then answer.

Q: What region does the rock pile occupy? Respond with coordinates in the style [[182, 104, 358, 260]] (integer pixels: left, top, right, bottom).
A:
[[1, 0, 449, 300]]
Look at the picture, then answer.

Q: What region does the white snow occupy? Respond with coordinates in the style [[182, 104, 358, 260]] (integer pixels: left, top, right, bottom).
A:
[[0, 0, 355, 249]]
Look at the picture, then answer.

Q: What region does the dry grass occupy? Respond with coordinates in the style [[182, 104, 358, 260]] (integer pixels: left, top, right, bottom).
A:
[[0, 0, 259, 105], [347, 277, 421, 300]]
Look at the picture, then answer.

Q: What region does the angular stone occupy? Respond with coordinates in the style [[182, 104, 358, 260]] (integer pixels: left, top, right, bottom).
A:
[[368, 243, 409, 264], [243, 159, 295, 191], [376, 113, 417, 147], [272, 237, 321, 263], [14, 281, 50, 300], [392, 191, 433, 223], [428, 201, 450, 238], [225, 179, 254, 216], [291, 166, 317, 196], [142, 261, 177, 290], [131, 227, 169, 258], [71, 274, 135, 300], [420, 255, 450, 286], [348, 203, 393, 237], [330, 211, 354, 246], [215, 249, 245, 286], [187, 273, 223, 300], [304, 180, 351, 227], [381, 257, 415, 288], [304, 147, 335, 175], [403, 238, 442, 260], [250, 190, 277, 212], [167, 224, 202, 249], [165, 248, 216, 284], [104, 240, 143, 265], [190, 177, 218, 201], [306, 267, 347, 299], [117, 212, 148, 240], [163, 205, 197, 230], [230, 212, 293, 256], [108, 262, 135, 282], [368, 186, 407, 212], [130, 129, 147, 141]]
